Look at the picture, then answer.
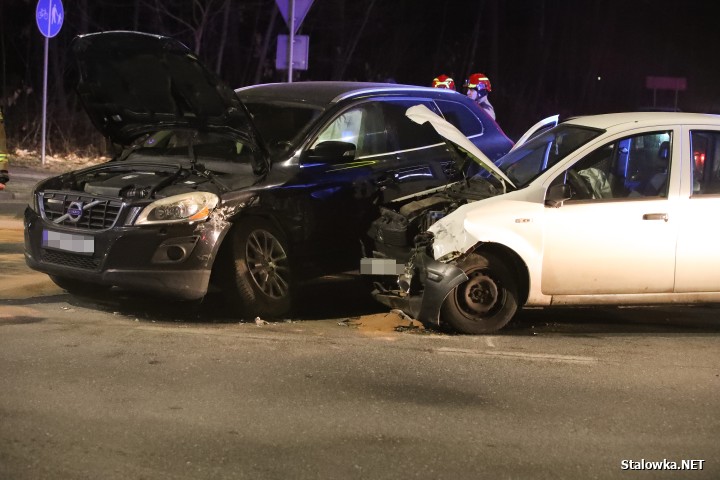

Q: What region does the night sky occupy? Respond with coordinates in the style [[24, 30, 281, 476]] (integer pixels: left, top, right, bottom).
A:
[[1, 0, 719, 144]]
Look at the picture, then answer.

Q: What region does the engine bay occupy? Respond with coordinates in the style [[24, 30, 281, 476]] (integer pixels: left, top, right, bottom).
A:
[[369, 175, 500, 262], [43, 162, 214, 201]]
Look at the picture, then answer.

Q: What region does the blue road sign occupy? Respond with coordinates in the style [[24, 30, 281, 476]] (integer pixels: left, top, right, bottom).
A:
[[36, 0, 64, 38]]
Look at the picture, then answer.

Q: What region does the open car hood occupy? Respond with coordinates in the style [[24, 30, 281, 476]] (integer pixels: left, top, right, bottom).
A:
[[405, 105, 516, 190], [72, 31, 254, 145]]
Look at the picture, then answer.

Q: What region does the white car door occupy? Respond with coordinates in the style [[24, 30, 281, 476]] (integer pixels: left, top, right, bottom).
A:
[[674, 127, 720, 292], [541, 129, 679, 295]]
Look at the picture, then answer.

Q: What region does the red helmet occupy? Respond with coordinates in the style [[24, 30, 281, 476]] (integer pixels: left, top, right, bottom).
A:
[[466, 73, 492, 92], [432, 74, 455, 90]]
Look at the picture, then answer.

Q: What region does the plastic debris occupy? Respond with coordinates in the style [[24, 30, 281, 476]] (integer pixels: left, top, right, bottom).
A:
[[255, 317, 269, 326], [390, 309, 413, 321]]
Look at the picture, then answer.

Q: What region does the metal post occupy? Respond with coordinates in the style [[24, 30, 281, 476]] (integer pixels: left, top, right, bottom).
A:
[[41, 35, 48, 167], [287, 0, 294, 83]]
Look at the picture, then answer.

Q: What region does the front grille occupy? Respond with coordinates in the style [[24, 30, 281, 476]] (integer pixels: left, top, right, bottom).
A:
[[42, 250, 101, 271], [41, 191, 123, 230]]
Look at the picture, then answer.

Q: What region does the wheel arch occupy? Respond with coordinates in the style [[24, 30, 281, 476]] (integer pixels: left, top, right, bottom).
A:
[[211, 211, 294, 318], [470, 242, 530, 307], [210, 211, 290, 279]]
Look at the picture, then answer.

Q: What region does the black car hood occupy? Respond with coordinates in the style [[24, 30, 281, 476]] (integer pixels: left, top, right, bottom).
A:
[[72, 31, 254, 145]]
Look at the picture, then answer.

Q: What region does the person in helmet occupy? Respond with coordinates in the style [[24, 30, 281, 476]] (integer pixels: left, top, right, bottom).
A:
[[431, 74, 455, 90], [465, 72, 495, 120], [0, 108, 9, 190]]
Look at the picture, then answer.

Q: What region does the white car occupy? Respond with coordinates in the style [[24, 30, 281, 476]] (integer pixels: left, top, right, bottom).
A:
[[370, 107, 720, 333]]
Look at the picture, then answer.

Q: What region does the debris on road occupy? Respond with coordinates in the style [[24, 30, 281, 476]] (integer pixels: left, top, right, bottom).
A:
[[343, 310, 424, 333]]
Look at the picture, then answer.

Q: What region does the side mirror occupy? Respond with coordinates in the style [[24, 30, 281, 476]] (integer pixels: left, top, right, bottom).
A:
[[545, 183, 573, 208], [305, 141, 356, 164]]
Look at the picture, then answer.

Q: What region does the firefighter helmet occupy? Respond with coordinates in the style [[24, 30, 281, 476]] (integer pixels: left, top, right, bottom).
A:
[[431, 74, 455, 90], [466, 73, 492, 92]]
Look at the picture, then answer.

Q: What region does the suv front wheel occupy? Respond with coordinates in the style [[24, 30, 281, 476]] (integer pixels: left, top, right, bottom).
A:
[[440, 252, 518, 334], [224, 219, 293, 319]]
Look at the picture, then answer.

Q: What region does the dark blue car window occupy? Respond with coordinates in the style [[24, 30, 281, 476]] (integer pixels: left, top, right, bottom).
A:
[[312, 99, 442, 158], [378, 99, 443, 151], [434, 100, 484, 137], [243, 101, 323, 151], [311, 102, 389, 157]]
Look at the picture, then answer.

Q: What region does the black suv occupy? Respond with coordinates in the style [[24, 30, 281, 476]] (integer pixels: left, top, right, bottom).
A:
[[24, 31, 513, 318]]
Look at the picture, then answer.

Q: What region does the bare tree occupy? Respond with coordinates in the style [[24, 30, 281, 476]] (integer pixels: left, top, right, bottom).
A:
[[333, 0, 376, 80], [253, 3, 278, 84], [150, 0, 226, 54], [215, 0, 232, 75]]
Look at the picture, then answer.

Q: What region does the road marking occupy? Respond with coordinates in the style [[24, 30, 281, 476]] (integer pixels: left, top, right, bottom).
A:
[[436, 347, 598, 364]]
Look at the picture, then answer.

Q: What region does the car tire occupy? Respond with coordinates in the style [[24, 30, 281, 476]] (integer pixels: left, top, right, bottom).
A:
[[225, 219, 293, 319], [49, 275, 111, 295], [440, 252, 518, 334]]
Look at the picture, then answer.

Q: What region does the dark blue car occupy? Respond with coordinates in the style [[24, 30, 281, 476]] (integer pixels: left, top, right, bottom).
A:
[[24, 31, 514, 319]]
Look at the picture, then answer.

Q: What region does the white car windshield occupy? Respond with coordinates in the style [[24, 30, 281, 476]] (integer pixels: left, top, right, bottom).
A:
[[491, 125, 603, 188]]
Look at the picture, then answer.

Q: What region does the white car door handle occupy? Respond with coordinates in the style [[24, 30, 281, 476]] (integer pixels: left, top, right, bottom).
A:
[[643, 213, 668, 222]]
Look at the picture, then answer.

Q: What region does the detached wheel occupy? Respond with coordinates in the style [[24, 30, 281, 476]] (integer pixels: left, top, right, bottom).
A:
[[225, 219, 292, 319], [440, 252, 518, 334], [49, 275, 111, 295]]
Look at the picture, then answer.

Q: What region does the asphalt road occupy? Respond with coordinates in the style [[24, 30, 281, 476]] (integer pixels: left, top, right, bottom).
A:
[[1, 276, 719, 479], [1, 181, 719, 479], [0, 166, 48, 219]]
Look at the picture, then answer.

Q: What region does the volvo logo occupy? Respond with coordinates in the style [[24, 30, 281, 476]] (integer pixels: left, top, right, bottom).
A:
[[67, 201, 84, 223]]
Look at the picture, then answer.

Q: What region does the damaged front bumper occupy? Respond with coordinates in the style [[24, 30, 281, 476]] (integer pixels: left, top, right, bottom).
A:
[[23, 206, 229, 300], [372, 252, 467, 328]]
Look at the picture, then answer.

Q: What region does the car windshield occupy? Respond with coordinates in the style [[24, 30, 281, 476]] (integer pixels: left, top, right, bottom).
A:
[[490, 124, 603, 188], [123, 129, 264, 175], [243, 101, 324, 156]]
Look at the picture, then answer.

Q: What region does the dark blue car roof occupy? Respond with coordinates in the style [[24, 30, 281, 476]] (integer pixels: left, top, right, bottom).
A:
[[236, 81, 467, 109]]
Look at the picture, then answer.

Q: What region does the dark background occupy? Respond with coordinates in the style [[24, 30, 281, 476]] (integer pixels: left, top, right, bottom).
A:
[[1, 0, 718, 154]]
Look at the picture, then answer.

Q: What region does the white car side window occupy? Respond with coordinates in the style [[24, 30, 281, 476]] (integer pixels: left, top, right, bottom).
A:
[[690, 130, 720, 195], [556, 131, 672, 201]]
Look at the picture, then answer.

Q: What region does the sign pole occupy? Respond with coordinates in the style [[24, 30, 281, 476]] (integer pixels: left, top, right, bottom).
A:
[[275, 0, 313, 76], [36, 0, 64, 166], [287, 0, 295, 83], [41, 36, 48, 166]]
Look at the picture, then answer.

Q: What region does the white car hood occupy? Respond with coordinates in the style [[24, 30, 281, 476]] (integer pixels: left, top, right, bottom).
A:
[[405, 104, 516, 190]]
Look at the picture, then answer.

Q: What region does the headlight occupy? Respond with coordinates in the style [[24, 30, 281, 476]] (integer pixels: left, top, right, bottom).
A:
[[30, 191, 41, 214], [134, 192, 219, 225], [30, 181, 47, 214]]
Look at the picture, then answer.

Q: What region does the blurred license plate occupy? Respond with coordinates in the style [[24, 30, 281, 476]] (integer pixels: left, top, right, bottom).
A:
[[42, 230, 94, 254]]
